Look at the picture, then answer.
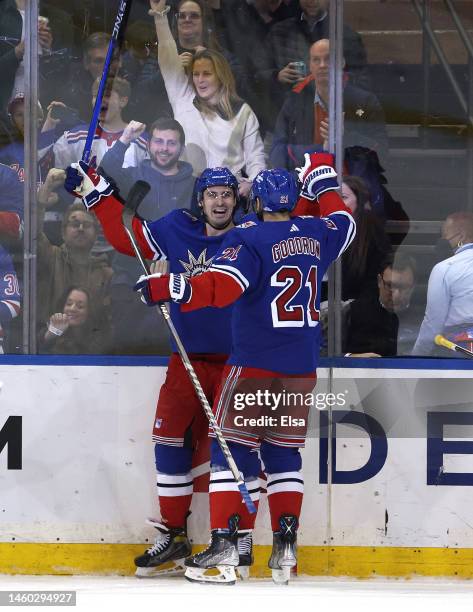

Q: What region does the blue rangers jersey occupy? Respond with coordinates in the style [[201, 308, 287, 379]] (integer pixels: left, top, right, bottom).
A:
[[143, 210, 233, 354], [183, 195, 355, 373], [92, 194, 233, 354]]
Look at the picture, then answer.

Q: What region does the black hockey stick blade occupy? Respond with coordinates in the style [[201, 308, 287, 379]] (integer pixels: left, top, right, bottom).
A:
[[121, 181, 151, 274], [126, 180, 151, 215]]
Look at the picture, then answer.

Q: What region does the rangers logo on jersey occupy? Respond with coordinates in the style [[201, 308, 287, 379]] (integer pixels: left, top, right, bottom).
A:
[[237, 221, 257, 229], [179, 249, 214, 278], [322, 217, 338, 230]]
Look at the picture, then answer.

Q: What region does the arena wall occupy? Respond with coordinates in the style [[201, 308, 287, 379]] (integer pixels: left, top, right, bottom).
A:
[[1, 359, 473, 578]]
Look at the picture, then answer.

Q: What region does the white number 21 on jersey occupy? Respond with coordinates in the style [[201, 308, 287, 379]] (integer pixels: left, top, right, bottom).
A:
[[270, 265, 320, 328]]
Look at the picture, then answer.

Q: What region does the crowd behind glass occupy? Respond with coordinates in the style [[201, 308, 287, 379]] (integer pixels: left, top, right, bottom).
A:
[[0, 0, 472, 358]]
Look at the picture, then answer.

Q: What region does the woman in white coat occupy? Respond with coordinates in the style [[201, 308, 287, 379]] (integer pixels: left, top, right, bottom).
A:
[[149, 0, 266, 197]]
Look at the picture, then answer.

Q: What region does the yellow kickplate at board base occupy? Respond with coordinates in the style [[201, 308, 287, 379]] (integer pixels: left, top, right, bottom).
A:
[[1, 543, 473, 578]]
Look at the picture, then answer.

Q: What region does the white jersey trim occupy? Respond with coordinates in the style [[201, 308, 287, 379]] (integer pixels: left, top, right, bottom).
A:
[[1, 299, 20, 318], [211, 264, 249, 291], [142, 220, 167, 261], [328, 210, 356, 258]]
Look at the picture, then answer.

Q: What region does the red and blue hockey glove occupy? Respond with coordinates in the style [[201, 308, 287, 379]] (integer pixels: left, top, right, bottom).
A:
[[0, 212, 22, 241], [134, 272, 192, 306], [64, 161, 114, 209], [296, 151, 338, 201]]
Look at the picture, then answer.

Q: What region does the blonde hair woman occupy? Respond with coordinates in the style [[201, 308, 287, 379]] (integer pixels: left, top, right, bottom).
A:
[[149, 0, 265, 197]]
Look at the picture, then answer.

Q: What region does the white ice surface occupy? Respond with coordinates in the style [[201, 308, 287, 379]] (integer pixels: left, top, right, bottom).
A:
[[1, 575, 473, 612]]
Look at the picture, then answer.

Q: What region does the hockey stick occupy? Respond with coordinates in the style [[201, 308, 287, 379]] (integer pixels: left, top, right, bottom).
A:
[[81, 0, 131, 164], [122, 181, 257, 514], [435, 334, 473, 359]]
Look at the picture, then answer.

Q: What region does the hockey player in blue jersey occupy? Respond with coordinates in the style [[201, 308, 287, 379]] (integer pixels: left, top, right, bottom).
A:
[[64, 162, 253, 577], [132, 153, 356, 584]]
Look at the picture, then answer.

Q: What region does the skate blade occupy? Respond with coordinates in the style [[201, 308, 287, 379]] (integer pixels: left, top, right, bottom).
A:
[[236, 565, 250, 580], [271, 567, 291, 585], [185, 565, 237, 585], [135, 559, 186, 578]]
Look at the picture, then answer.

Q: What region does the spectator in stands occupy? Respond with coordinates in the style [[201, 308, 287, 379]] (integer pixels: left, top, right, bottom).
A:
[[343, 146, 409, 233], [345, 252, 422, 357], [121, 20, 173, 125], [100, 116, 194, 354], [0, 1, 50, 109], [270, 39, 387, 171], [172, 0, 247, 93], [59, 32, 121, 123], [0, 94, 70, 242], [0, 160, 23, 224], [253, 0, 368, 130], [0, 240, 20, 354], [413, 212, 473, 356], [53, 77, 148, 172], [36, 169, 112, 339], [101, 117, 193, 209], [40, 285, 111, 354], [0, 94, 63, 183], [151, 0, 265, 197], [0, 158, 23, 352], [173, 0, 225, 56], [0, 0, 73, 113], [337, 176, 391, 300], [213, 0, 298, 134], [53, 76, 148, 254], [134, 0, 249, 127]]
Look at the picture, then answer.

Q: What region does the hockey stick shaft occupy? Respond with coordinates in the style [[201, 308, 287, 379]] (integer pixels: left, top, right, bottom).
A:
[[122, 182, 256, 514], [81, 0, 131, 164], [434, 334, 473, 359]]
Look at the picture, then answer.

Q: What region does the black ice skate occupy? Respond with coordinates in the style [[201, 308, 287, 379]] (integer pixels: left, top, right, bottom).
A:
[[184, 515, 240, 585], [236, 530, 253, 580], [268, 515, 298, 585], [134, 518, 191, 577]]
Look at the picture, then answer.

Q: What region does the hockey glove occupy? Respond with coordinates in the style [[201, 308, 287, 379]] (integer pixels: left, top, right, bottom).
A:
[[0, 212, 22, 241], [133, 272, 192, 306], [64, 161, 114, 209], [296, 152, 338, 201]]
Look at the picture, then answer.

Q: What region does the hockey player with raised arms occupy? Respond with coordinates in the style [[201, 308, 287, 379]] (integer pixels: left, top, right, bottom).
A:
[[64, 162, 256, 577], [65, 152, 354, 584], [131, 153, 356, 584]]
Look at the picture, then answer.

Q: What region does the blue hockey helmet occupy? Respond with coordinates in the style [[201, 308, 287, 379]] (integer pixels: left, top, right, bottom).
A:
[[195, 167, 239, 202], [249, 169, 298, 214]]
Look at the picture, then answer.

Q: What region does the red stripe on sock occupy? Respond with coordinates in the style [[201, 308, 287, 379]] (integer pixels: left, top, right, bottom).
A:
[[268, 492, 303, 531], [159, 495, 192, 529]]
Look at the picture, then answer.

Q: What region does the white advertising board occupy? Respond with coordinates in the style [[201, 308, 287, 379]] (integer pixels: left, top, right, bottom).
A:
[[1, 364, 473, 555]]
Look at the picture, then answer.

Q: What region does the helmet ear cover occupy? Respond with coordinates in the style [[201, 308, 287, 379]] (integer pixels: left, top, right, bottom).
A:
[[249, 169, 298, 215]]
